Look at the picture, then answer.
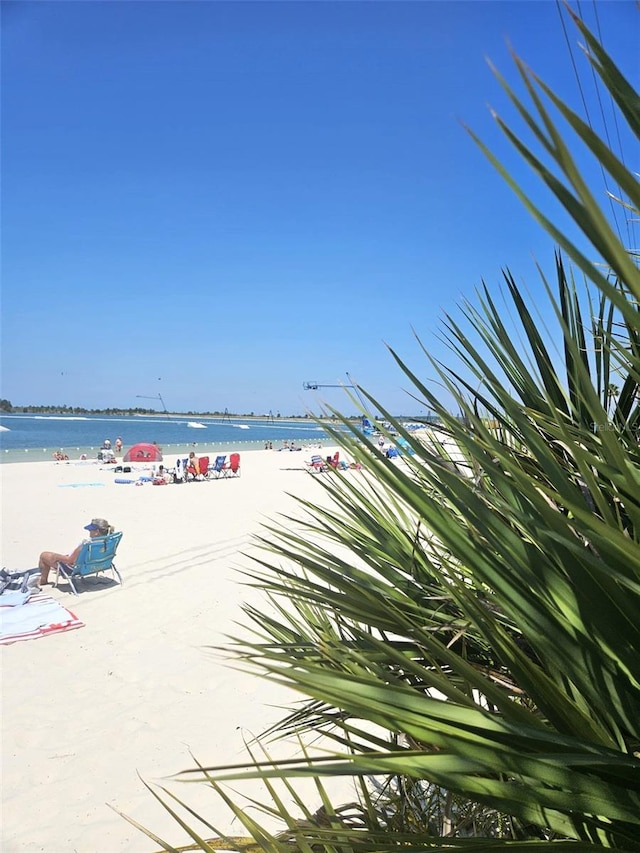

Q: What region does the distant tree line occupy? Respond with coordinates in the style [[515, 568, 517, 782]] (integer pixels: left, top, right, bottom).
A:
[[0, 401, 319, 418], [0, 399, 438, 422]]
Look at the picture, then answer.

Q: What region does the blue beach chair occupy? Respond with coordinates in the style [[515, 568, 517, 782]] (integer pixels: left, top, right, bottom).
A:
[[209, 455, 226, 478], [55, 532, 124, 596]]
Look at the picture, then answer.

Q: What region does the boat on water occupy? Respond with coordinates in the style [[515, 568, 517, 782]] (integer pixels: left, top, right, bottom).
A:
[[187, 422, 207, 429]]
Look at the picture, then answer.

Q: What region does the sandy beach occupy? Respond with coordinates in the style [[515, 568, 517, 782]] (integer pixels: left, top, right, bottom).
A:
[[0, 445, 354, 852]]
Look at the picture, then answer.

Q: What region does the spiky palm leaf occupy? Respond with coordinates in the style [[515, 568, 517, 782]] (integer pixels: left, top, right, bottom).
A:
[[135, 10, 640, 852]]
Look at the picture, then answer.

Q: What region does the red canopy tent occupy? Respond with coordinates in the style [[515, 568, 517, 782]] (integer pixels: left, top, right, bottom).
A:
[[123, 443, 163, 463]]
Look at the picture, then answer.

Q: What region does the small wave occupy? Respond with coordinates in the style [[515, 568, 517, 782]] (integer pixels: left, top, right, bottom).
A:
[[34, 416, 90, 421]]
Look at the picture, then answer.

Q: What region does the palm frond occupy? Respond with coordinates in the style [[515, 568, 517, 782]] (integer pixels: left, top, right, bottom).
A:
[[131, 12, 640, 852]]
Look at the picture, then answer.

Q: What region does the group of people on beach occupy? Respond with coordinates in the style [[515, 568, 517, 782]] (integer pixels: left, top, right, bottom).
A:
[[53, 438, 125, 463], [267, 440, 318, 452]]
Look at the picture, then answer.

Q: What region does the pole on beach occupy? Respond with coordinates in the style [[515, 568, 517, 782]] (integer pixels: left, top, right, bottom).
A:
[[136, 393, 168, 414]]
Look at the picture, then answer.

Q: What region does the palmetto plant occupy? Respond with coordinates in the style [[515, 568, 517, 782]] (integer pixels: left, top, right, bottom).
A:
[[132, 9, 640, 852]]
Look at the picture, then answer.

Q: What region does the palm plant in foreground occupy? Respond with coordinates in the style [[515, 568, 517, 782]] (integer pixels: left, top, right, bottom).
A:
[[128, 10, 640, 851]]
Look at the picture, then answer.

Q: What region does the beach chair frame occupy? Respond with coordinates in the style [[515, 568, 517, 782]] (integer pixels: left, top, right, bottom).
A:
[[55, 532, 124, 596], [197, 455, 210, 480], [221, 452, 241, 478], [306, 454, 328, 473], [208, 455, 227, 478]]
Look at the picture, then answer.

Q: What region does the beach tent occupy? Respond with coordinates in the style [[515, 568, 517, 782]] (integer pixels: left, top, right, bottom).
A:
[[123, 443, 163, 463]]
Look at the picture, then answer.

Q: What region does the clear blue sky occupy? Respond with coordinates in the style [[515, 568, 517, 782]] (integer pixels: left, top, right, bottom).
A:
[[2, 1, 638, 416]]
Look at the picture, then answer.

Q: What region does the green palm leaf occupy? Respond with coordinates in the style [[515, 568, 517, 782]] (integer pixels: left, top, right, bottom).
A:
[[134, 12, 640, 852]]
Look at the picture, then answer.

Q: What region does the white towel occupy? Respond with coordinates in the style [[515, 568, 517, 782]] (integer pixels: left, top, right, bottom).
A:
[[0, 590, 32, 607], [1, 594, 84, 645]]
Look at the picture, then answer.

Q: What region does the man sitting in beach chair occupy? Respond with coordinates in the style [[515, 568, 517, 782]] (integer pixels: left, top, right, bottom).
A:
[[186, 452, 199, 481]]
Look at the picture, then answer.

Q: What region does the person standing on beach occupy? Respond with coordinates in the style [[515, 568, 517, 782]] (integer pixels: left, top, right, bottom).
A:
[[115, 437, 123, 453], [38, 518, 114, 585]]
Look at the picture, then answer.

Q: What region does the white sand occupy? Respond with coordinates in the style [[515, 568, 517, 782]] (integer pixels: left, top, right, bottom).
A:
[[0, 446, 353, 852]]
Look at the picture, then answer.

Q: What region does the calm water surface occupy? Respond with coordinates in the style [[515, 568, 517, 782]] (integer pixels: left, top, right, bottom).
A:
[[0, 414, 339, 463]]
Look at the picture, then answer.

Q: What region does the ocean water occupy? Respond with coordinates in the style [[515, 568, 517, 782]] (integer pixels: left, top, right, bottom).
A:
[[0, 413, 339, 463]]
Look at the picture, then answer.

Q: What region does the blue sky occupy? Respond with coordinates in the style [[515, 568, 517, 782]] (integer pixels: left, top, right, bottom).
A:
[[2, 1, 638, 416]]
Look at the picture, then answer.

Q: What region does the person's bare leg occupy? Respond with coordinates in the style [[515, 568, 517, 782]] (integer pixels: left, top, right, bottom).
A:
[[38, 551, 65, 585]]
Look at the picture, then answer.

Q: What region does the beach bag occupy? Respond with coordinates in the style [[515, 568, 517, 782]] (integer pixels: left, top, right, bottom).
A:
[[0, 567, 41, 595]]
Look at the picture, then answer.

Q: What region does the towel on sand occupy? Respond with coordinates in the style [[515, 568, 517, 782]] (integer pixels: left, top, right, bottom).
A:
[[1, 594, 84, 645]]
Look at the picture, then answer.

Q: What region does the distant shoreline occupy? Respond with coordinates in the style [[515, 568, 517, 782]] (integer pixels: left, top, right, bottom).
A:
[[0, 410, 358, 422], [127, 413, 346, 423], [0, 412, 344, 464]]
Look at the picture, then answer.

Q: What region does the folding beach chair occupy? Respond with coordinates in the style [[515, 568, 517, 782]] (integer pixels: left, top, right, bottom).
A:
[[208, 455, 226, 478], [198, 456, 210, 480], [221, 452, 240, 478], [55, 532, 124, 596], [305, 454, 328, 473]]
